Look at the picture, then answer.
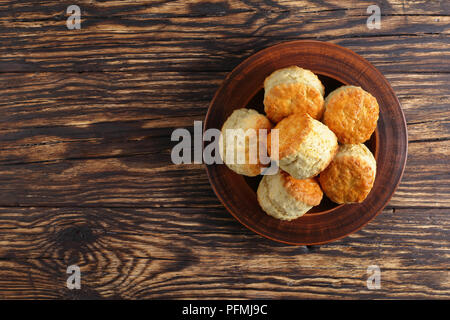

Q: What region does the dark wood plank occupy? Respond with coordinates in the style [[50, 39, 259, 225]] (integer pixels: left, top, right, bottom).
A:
[[0, 71, 447, 131], [0, 72, 221, 129], [0, 71, 447, 207], [1, 0, 448, 20], [0, 0, 448, 73], [389, 140, 450, 207], [1, 259, 447, 299], [388, 73, 450, 125], [0, 35, 447, 73], [0, 138, 446, 208], [0, 207, 448, 299]]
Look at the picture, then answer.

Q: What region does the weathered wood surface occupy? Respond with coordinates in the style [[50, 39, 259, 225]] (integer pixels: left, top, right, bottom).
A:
[[0, 1, 449, 73], [0, 0, 448, 299], [0, 207, 448, 299]]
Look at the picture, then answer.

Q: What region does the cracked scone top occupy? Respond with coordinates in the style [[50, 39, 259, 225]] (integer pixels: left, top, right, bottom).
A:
[[268, 113, 338, 179], [323, 85, 379, 144], [257, 170, 323, 221], [319, 143, 377, 204], [263, 66, 325, 123]]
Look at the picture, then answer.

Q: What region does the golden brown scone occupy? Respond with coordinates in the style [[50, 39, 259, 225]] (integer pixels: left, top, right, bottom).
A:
[[257, 170, 323, 221], [322, 85, 379, 144], [264, 66, 325, 123], [319, 144, 376, 204], [268, 113, 338, 179], [219, 108, 272, 176]]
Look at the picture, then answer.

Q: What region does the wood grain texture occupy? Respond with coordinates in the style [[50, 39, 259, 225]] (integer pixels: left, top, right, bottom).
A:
[[0, 72, 448, 129], [0, 72, 446, 208], [204, 40, 406, 245], [0, 207, 448, 299], [0, 0, 449, 73], [0, 0, 448, 299]]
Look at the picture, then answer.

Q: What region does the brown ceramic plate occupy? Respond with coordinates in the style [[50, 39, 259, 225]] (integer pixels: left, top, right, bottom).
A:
[[204, 40, 407, 245]]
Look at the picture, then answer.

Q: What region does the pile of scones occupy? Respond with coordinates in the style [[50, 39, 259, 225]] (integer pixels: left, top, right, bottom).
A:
[[220, 66, 379, 221]]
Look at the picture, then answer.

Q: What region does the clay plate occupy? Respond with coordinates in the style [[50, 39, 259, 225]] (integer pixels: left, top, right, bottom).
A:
[[204, 40, 408, 245]]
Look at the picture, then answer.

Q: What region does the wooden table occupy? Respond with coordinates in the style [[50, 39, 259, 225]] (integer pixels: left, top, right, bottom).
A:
[[0, 0, 448, 299]]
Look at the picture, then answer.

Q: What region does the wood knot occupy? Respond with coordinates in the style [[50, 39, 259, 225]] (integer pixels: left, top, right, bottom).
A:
[[55, 225, 97, 249], [189, 1, 229, 16]]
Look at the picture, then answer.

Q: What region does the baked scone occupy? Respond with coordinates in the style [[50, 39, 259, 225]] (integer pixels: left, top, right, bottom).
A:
[[322, 85, 379, 144], [219, 108, 272, 176], [264, 66, 325, 123], [268, 113, 338, 179], [319, 144, 376, 204], [257, 170, 323, 221]]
